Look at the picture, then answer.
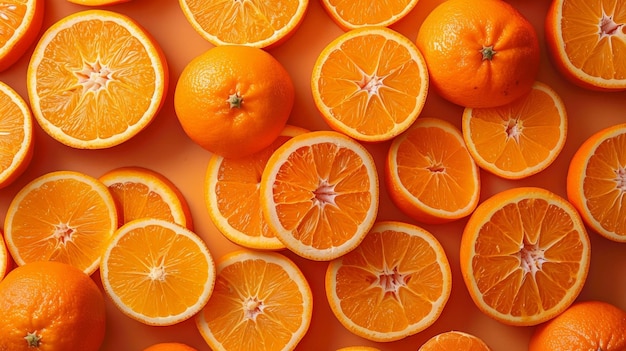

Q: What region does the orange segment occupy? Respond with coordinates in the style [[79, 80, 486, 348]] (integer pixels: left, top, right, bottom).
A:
[[462, 81, 568, 180], [27, 9, 168, 149], [0, 0, 44, 72], [195, 249, 313, 351], [99, 166, 193, 229], [311, 26, 429, 142], [100, 218, 216, 326], [566, 123, 626, 242], [178, 0, 308, 48], [0, 81, 34, 189], [386, 117, 480, 224], [205, 125, 308, 250], [460, 187, 591, 326], [320, 0, 419, 30], [4, 170, 118, 275], [325, 221, 452, 342], [419, 331, 491, 351], [260, 130, 379, 261]]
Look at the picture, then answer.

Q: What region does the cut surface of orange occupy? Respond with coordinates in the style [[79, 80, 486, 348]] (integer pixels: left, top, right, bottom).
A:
[[205, 125, 308, 250], [4, 170, 118, 275], [320, 0, 419, 30], [326, 221, 452, 342], [260, 130, 379, 261], [196, 249, 313, 351], [27, 9, 168, 149], [0, 80, 34, 189], [566, 123, 626, 242], [100, 218, 215, 326], [462, 81, 568, 180], [99, 166, 193, 229], [311, 26, 428, 142], [0, 232, 8, 281], [0, 0, 44, 72], [178, 0, 308, 48], [386, 117, 480, 224], [545, 0, 626, 90], [67, 0, 131, 5], [460, 187, 591, 326], [418, 331, 491, 351]]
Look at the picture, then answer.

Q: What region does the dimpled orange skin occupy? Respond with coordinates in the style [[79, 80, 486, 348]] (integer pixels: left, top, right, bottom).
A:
[[142, 342, 199, 351]]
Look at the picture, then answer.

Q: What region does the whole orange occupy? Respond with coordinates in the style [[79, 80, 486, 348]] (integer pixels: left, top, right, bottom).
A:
[[143, 342, 199, 351], [416, 0, 540, 108], [0, 261, 106, 351], [174, 45, 295, 159]]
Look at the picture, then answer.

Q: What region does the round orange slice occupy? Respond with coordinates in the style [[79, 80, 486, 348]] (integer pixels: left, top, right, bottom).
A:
[[100, 218, 215, 326], [205, 125, 308, 250], [567, 123, 626, 242], [320, 0, 419, 31], [27, 9, 168, 149], [99, 166, 193, 229], [0, 81, 34, 189], [311, 26, 429, 142], [67, 0, 131, 5], [4, 170, 118, 275], [326, 221, 452, 342], [386, 117, 480, 224], [419, 331, 491, 351], [0, 232, 8, 280], [260, 130, 379, 261], [460, 187, 591, 326], [195, 249, 313, 351], [178, 0, 308, 48], [0, 0, 44, 72]]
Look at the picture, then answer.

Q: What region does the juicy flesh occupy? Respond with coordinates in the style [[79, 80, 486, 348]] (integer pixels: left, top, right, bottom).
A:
[[0, 2, 25, 47], [0, 89, 26, 175], [325, 0, 414, 26]]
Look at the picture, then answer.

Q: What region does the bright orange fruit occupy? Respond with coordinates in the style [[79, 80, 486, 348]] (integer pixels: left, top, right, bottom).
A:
[[68, 0, 131, 5], [336, 347, 381, 351], [418, 331, 491, 351], [0, 232, 8, 281], [142, 342, 198, 351], [0, 0, 44, 72], [320, 0, 419, 30]]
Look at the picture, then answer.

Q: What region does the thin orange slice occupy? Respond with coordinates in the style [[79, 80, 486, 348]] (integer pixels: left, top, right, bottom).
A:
[[320, 0, 419, 31], [100, 218, 215, 326], [0, 232, 8, 280], [0, 81, 34, 189], [566, 123, 626, 242], [326, 221, 452, 342], [260, 130, 379, 261], [67, 0, 131, 5], [311, 26, 428, 142], [27, 9, 168, 149], [0, 0, 44, 72], [4, 170, 118, 275], [462, 81, 567, 179], [178, 0, 308, 48], [419, 331, 491, 351], [205, 125, 308, 250], [195, 249, 313, 351], [386, 117, 480, 224], [336, 347, 381, 351], [460, 187, 591, 326], [99, 166, 193, 229]]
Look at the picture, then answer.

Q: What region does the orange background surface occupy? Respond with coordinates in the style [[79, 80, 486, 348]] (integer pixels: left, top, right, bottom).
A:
[[1, 0, 625, 350]]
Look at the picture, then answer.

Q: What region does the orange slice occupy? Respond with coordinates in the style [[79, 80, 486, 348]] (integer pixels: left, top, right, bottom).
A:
[[4, 170, 118, 275], [419, 331, 491, 351], [178, 0, 308, 48], [67, 0, 131, 5], [27, 9, 168, 149], [99, 166, 193, 229], [460, 187, 591, 326], [546, 0, 626, 90], [205, 125, 308, 250], [326, 221, 452, 342], [195, 249, 313, 351], [311, 26, 428, 142], [385, 117, 480, 224], [337, 347, 381, 351], [0, 81, 34, 189], [320, 0, 419, 30], [0, 0, 44, 72], [100, 218, 215, 326], [462, 81, 567, 180], [0, 232, 8, 280], [566, 123, 626, 242], [260, 130, 379, 261]]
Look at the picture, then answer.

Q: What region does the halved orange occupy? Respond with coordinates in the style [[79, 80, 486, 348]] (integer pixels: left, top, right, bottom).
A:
[[27, 9, 168, 149], [460, 187, 591, 326], [100, 218, 215, 326], [326, 221, 452, 342], [311, 26, 429, 142], [99, 166, 193, 229], [196, 249, 313, 351], [386, 117, 480, 224], [462, 81, 567, 180], [205, 125, 308, 250], [4, 170, 118, 275], [260, 130, 379, 261], [0, 80, 34, 189], [178, 0, 308, 48], [320, 0, 419, 30], [567, 123, 626, 242], [0, 0, 44, 72], [419, 331, 491, 351]]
